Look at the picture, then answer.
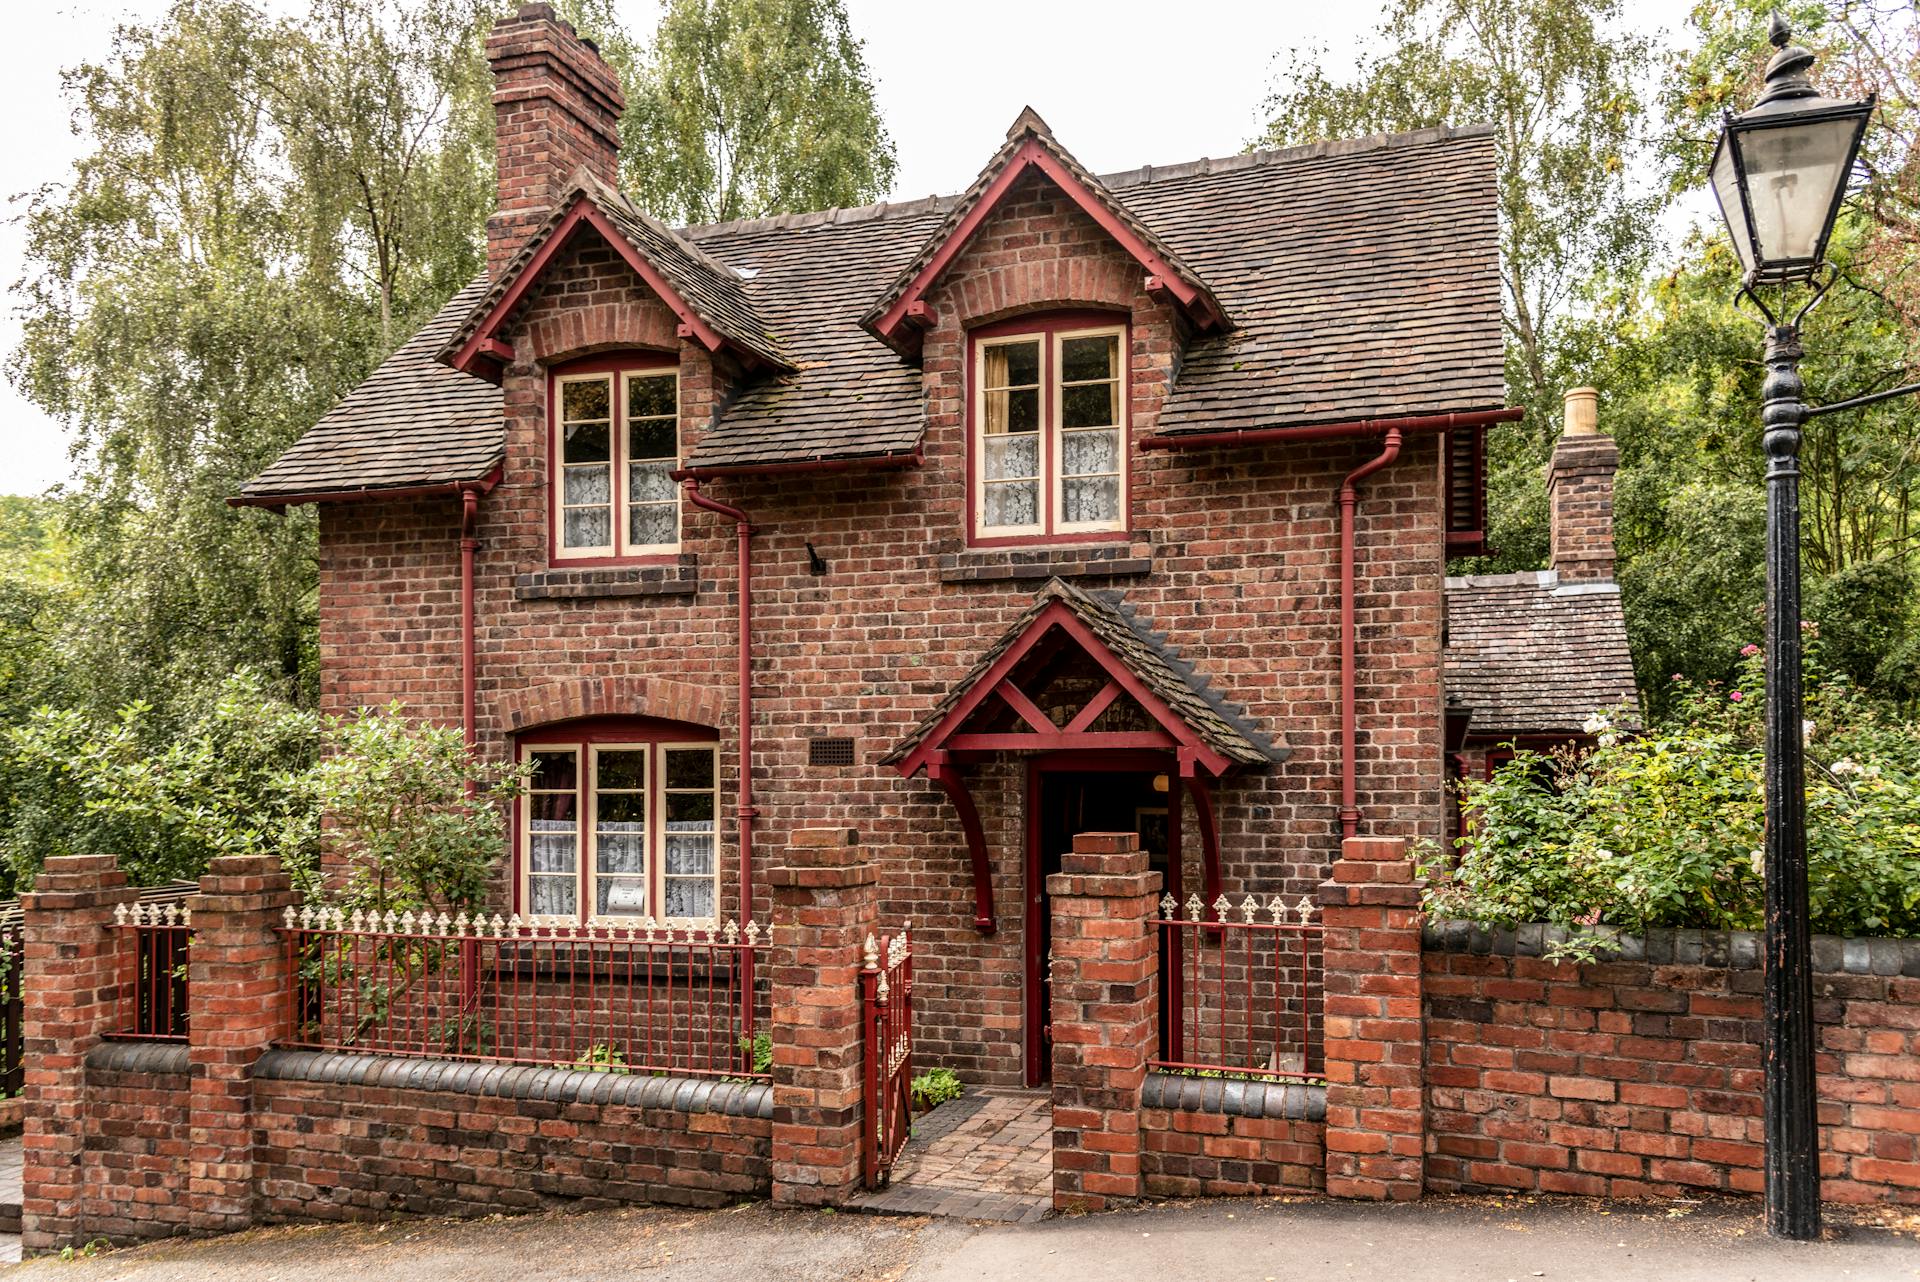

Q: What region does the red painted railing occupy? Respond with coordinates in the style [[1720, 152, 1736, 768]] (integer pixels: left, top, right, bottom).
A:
[[278, 908, 769, 1080], [1154, 893, 1323, 1082], [112, 901, 192, 1041], [861, 923, 913, 1189]]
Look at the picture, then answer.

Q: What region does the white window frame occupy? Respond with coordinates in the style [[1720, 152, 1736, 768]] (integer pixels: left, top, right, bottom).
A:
[[551, 365, 682, 562], [971, 322, 1129, 541], [973, 332, 1046, 539], [1052, 325, 1128, 536], [515, 737, 720, 926]]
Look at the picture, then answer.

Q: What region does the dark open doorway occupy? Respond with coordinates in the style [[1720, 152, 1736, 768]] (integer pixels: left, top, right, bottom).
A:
[[1024, 757, 1173, 1086]]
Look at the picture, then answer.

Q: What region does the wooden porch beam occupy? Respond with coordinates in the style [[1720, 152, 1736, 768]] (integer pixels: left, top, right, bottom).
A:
[[928, 756, 996, 934], [994, 679, 1057, 735], [1064, 679, 1122, 733]]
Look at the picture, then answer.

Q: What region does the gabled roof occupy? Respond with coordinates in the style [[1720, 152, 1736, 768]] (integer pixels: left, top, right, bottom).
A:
[[885, 577, 1285, 777], [442, 170, 791, 376], [238, 274, 503, 501], [242, 121, 1505, 498], [861, 108, 1227, 351], [1444, 571, 1640, 736]]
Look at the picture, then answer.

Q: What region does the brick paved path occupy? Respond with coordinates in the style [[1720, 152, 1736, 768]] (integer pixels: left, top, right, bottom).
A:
[[1, 1132, 21, 1262], [847, 1088, 1052, 1223]]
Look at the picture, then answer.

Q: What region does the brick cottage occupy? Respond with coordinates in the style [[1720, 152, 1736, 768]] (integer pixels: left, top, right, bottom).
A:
[[45, 1, 1920, 1255], [231, 1, 1631, 1089]]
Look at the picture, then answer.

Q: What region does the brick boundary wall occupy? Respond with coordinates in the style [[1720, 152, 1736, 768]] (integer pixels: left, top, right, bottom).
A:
[[1424, 921, 1920, 1205], [1139, 1072, 1326, 1197]]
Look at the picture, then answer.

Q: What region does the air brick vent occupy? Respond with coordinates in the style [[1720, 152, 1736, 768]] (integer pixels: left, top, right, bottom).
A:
[[808, 736, 857, 767]]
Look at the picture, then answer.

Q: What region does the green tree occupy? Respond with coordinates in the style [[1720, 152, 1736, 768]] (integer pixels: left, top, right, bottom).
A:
[[619, 0, 897, 225]]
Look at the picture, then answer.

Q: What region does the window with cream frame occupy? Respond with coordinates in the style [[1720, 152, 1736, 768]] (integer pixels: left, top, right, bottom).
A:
[[517, 725, 720, 925], [972, 317, 1127, 542], [552, 358, 681, 561]]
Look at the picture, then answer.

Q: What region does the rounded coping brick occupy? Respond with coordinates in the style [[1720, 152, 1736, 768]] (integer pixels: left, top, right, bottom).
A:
[[250, 1050, 772, 1119], [1424, 919, 1920, 977], [85, 1042, 191, 1076], [1141, 1070, 1327, 1123]]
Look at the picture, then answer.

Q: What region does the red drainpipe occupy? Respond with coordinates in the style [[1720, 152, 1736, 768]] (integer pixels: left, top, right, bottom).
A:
[[1337, 428, 1403, 841], [681, 480, 756, 923], [460, 488, 481, 766]]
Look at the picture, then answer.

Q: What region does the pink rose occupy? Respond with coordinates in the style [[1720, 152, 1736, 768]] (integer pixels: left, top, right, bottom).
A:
[[1729, 691, 1743, 702], [1741, 644, 1760, 657]]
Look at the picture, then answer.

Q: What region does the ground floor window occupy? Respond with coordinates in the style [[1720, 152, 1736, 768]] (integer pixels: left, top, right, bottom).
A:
[[517, 720, 719, 924]]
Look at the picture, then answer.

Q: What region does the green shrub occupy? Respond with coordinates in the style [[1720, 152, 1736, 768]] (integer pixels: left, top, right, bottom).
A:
[[1427, 637, 1920, 941], [910, 1067, 963, 1112]]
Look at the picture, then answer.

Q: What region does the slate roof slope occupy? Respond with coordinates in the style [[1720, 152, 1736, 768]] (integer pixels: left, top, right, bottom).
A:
[[441, 170, 790, 372], [883, 578, 1286, 771], [1444, 571, 1640, 736], [239, 275, 502, 500], [243, 122, 1506, 495]]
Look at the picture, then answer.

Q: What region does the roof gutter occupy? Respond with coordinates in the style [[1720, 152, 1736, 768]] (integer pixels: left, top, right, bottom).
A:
[[228, 468, 504, 511], [670, 449, 923, 483], [1139, 407, 1522, 453]]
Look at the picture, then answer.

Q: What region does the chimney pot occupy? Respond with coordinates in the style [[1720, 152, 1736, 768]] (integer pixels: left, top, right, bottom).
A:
[[1563, 386, 1600, 436]]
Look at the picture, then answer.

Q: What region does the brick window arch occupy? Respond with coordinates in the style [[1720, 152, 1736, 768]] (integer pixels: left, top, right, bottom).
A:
[[515, 716, 719, 924], [549, 352, 681, 563], [967, 310, 1129, 545]]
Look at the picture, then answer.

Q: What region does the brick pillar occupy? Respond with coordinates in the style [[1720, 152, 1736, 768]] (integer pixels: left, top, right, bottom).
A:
[[19, 855, 137, 1253], [185, 855, 296, 1234], [767, 827, 878, 1206], [1319, 836, 1425, 1200], [1048, 831, 1159, 1212]]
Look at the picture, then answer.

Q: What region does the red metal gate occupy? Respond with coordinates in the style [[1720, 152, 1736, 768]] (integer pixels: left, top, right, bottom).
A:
[[861, 923, 913, 1189]]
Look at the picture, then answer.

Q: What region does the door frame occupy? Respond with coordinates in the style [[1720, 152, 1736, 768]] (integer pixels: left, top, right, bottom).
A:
[[1023, 750, 1177, 1086]]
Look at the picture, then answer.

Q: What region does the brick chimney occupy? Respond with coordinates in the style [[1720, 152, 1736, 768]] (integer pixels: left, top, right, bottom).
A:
[[485, 3, 625, 277], [1546, 386, 1619, 583]]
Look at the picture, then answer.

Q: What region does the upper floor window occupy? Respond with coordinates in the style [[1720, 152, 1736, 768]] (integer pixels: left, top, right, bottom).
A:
[[518, 720, 719, 925], [971, 316, 1127, 543], [552, 358, 680, 560]]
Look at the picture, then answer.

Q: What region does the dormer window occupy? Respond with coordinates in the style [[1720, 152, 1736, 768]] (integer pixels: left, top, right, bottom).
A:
[[552, 357, 680, 560], [971, 316, 1127, 543]]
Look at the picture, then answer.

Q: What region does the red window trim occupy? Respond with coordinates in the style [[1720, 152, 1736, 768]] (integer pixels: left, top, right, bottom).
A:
[[512, 716, 721, 923], [965, 309, 1131, 549], [547, 351, 683, 568]]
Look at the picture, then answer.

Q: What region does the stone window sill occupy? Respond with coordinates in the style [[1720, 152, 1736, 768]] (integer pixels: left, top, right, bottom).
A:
[[515, 560, 698, 601], [938, 540, 1153, 585]]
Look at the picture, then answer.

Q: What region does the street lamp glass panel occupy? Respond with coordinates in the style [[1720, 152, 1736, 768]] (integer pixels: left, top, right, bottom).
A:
[[1710, 137, 1756, 277], [1733, 114, 1863, 267]]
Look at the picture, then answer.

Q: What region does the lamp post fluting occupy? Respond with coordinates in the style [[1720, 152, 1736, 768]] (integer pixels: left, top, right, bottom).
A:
[[1758, 322, 1819, 1239]]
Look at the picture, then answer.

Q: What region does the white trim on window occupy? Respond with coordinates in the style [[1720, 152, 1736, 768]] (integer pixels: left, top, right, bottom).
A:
[[1052, 325, 1127, 535], [516, 736, 718, 926], [551, 365, 682, 562]]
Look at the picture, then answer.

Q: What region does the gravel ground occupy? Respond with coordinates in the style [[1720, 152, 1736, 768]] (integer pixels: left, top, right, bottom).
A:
[[3, 1195, 1916, 1282]]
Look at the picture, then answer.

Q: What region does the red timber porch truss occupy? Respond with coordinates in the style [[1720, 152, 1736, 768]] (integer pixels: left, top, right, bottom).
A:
[[885, 578, 1282, 934]]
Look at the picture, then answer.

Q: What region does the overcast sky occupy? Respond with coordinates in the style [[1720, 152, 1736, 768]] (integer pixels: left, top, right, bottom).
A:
[[0, 0, 1705, 497]]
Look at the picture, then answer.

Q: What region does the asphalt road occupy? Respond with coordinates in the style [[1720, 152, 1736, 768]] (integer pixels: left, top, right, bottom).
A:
[[5, 1196, 1916, 1282]]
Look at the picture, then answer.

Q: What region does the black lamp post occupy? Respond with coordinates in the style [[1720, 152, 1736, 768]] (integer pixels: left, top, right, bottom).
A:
[[1706, 13, 1876, 1242]]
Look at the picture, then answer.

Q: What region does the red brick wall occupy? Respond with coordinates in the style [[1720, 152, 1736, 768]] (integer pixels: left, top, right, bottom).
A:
[[251, 1076, 768, 1221], [1140, 1105, 1325, 1197], [1425, 933, 1920, 1206], [78, 1059, 193, 1243], [317, 166, 1450, 1088]]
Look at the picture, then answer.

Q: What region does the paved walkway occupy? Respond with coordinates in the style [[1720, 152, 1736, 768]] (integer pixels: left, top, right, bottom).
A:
[[0, 1133, 19, 1264], [847, 1087, 1052, 1223], [4, 1194, 1915, 1280]]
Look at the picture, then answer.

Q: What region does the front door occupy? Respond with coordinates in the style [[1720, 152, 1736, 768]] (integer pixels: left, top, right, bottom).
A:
[[1025, 764, 1171, 1086]]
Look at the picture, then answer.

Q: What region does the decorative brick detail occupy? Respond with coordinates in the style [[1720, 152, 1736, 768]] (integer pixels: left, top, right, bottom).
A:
[[485, 3, 625, 276], [18, 855, 136, 1253], [185, 855, 298, 1234], [513, 561, 699, 601], [523, 297, 679, 366], [937, 541, 1154, 585], [495, 673, 728, 734], [1318, 836, 1425, 1201], [1048, 831, 1159, 1211], [767, 827, 879, 1206]]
